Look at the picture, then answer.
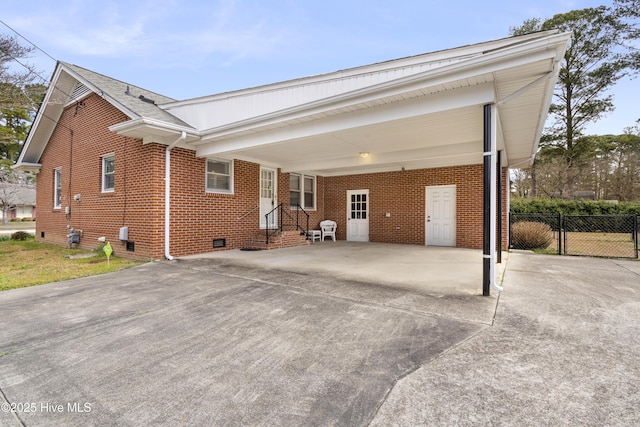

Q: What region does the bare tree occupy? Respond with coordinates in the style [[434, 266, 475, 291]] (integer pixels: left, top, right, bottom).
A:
[[0, 169, 22, 224], [1, 34, 44, 167], [0, 34, 37, 103]]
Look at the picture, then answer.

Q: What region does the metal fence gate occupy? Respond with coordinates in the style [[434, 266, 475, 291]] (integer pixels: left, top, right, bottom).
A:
[[510, 213, 639, 259]]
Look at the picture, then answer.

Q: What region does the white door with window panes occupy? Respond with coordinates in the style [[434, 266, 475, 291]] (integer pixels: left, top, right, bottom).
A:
[[260, 168, 277, 228], [347, 189, 369, 242]]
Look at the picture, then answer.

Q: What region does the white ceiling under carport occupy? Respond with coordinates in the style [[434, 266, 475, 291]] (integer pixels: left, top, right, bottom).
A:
[[179, 32, 568, 176]]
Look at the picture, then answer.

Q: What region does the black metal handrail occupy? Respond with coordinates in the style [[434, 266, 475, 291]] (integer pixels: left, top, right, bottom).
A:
[[265, 204, 310, 244]]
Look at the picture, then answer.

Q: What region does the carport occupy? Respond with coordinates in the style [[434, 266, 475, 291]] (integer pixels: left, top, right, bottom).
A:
[[109, 30, 570, 292], [166, 30, 570, 295], [182, 242, 507, 315]]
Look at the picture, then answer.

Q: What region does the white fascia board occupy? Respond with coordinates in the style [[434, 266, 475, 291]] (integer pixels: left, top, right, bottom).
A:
[[529, 58, 563, 162], [11, 162, 42, 173], [197, 35, 566, 144], [15, 64, 66, 167], [196, 82, 495, 158], [165, 30, 562, 111], [109, 117, 200, 140], [16, 62, 143, 169]]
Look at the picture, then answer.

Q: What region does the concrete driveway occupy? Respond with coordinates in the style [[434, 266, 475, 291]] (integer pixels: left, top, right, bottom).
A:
[[371, 252, 640, 426], [0, 245, 492, 426], [1, 244, 639, 426]]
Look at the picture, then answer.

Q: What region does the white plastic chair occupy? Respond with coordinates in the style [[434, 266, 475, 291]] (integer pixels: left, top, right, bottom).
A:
[[320, 220, 337, 242]]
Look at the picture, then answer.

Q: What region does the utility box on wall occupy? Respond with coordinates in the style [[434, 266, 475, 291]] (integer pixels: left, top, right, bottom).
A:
[[119, 226, 129, 241]]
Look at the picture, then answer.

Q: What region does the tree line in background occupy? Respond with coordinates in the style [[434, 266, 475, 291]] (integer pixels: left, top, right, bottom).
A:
[[511, 132, 640, 201], [0, 1, 639, 203], [0, 35, 46, 170], [0, 34, 43, 222], [511, 0, 640, 202]]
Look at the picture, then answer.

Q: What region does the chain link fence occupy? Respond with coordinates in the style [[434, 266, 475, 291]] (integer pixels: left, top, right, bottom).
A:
[[510, 213, 639, 259]]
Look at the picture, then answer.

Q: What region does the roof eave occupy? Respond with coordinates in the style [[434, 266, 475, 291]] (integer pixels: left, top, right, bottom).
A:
[[11, 162, 42, 173], [109, 117, 201, 145], [198, 32, 569, 144]]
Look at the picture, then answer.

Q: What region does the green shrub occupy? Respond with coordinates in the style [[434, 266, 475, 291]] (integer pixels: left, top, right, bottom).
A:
[[21, 217, 34, 222], [10, 231, 33, 241], [10, 218, 21, 222], [511, 221, 553, 250], [511, 198, 640, 216]]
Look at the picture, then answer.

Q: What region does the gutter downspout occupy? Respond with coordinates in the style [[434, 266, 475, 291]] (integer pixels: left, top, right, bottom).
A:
[[489, 104, 503, 293], [164, 131, 187, 260]]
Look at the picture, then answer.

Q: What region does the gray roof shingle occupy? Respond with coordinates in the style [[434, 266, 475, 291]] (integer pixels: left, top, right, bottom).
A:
[[62, 62, 194, 129]]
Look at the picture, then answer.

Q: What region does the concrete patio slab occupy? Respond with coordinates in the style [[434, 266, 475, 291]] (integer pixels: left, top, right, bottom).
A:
[[184, 242, 503, 324]]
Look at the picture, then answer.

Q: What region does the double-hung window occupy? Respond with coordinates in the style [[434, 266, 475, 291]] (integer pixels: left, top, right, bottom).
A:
[[206, 159, 233, 193], [290, 173, 315, 209], [54, 167, 62, 209], [102, 154, 115, 192]]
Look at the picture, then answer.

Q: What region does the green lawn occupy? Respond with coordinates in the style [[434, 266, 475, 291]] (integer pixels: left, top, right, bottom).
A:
[[0, 238, 144, 291], [538, 231, 638, 258]]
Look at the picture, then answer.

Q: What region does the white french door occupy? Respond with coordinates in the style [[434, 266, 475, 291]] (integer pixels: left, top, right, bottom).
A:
[[426, 185, 456, 246], [259, 167, 277, 228], [347, 189, 369, 242]]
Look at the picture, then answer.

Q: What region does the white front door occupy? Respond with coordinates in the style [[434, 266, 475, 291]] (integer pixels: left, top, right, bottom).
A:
[[426, 185, 456, 246], [260, 168, 277, 228], [347, 189, 369, 242]]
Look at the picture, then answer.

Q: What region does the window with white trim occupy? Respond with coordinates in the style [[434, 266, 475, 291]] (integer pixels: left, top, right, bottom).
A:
[[102, 154, 115, 192], [54, 167, 62, 209], [206, 159, 233, 193], [290, 173, 315, 209]]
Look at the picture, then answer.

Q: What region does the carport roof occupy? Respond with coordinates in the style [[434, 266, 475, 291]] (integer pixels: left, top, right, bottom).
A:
[[15, 30, 570, 175]]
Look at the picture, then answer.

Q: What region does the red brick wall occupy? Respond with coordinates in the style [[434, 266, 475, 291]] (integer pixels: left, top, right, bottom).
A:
[[36, 94, 508, 258], [36, 94, 166, 259], [166, 161, 329, 257], [165, 150, 261, 256], [324, 165, 509, 250], [35, 95, 331, 259]]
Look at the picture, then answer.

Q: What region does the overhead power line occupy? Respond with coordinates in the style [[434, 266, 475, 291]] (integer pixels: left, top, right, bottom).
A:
[[0, 18, 57, 62]]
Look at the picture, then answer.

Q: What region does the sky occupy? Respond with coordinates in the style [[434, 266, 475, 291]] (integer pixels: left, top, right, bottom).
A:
[[1, 0, 637, 135]]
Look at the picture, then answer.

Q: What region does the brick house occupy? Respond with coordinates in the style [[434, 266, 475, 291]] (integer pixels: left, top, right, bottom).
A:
[[0, 184, 35, 222], [15, 31, 570, 293]]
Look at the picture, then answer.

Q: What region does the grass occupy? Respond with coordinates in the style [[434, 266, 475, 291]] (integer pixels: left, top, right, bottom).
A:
[[0, 237, 144, 292], [565, 232, 637, 258], [532, 232, 638, 258]]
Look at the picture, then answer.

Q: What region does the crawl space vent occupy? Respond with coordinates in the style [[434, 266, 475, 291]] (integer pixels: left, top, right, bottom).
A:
[[213, 238, 226, 248]]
